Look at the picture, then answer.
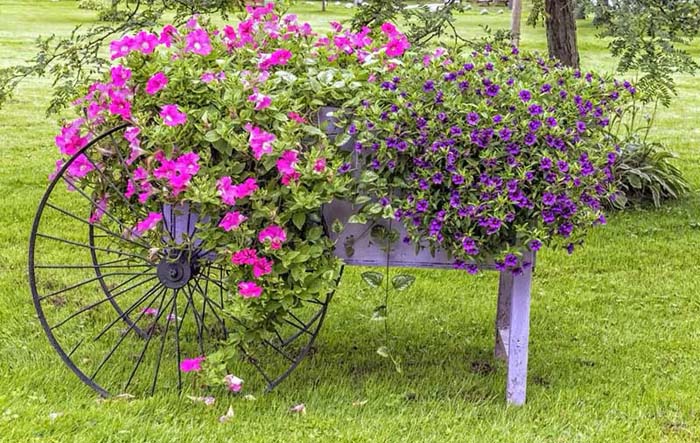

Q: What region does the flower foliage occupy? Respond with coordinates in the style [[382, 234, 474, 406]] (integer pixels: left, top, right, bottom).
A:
[[347, 45, 634, 273], [49, 2, 633, 390]]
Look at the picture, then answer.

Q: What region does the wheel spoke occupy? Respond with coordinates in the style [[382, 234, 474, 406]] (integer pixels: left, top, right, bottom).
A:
[[51, 274, 158, 330], [92, 282, 163, 342], [35, 232, 150, 263], [39, 270, 151, 301]]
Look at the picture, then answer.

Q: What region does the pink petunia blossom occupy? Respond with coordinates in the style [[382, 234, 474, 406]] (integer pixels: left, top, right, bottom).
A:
[[160, 104, 187, 126], [313, 158, 327, 173], [259, 48, 292, 70], [110, 66, 132, 88], [142, 307, 158, 316], [55, 118, 89, 156], [231, 248, 258, 266], [380, 22, 399, 37], [133, 31, 160, 55], [159, 24, 178, 47], [134, 212, 162, 235], [89, 196, 108, 224], [248, 90, 272, 110], [224, 374, 244, 393], [67, 154, 95, 178], [287, 112, 306, 124], [109, 97, 132, 120], [153, 151, 200, 195], [48, 159, 64, 182], [385, 36, 410, 58], [185, 28, 212, 56], [258, 225, 286, 250], [276, 150, 298, 175], [238, 281, 263, 299], [110, 36, 134, 60], [180, 355, 205, 372], [217, 176, 258, 205], [219, 211, 248, 231], [252, 257, 273, 278], [280, 171, 300, 185], [145, 72, 168, 95], [245, 124, 276, 160]]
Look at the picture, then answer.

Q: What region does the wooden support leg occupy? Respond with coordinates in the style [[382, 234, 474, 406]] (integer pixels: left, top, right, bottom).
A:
[[494, 272, 512, 361], [504, 256, 533, 406]]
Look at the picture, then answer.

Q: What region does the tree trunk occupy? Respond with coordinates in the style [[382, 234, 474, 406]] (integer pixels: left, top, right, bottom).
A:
[[510, 0, 523, 47], [322, 0, 327, 11], [545, 0, 580, 68]]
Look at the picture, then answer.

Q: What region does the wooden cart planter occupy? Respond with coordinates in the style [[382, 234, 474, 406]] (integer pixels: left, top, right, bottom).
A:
[[28, 110, 536, 405]]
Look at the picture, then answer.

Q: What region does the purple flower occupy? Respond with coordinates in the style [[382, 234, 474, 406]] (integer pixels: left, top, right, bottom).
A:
[[462, 237, 479, 255], [528, 120, 542, 132], [545, 117, 558, 127], [528, 104, 543, 116], [519, 89, 532, 102], [504, 253, 518, 268], [498, 127, 512, 141], [423, 80, 435, 92], [466, 112, 480, 126], [540, 157, 553, 171], [485, 84, 500, 97], [452, 174, 464, 185], [540, 83, 552, 93], [492, 114, 503, 124], [576, 121, 586, 133], [529, 239, 542, 251], [338, 163, 352, 174], [416, 199, 429, 212], [524, 133, 537, 146], [557, 160, 569, 173]]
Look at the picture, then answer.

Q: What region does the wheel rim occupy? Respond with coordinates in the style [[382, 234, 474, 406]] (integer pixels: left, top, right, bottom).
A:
[[28, 125, 336, 396]]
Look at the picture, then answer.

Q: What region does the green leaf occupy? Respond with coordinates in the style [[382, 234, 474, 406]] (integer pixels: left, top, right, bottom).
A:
[[332, 219, 344, 233], [334, 133, 351, 148], [354, 195, 372, 205], [204, 130, 220, 142], [392, 275, 416, 291], [371, 305, 387, 321], [348, 214, 367, 224], [292, 212, 306, 230], [376, 346, 390, 358], [361, 271, 383, 288]]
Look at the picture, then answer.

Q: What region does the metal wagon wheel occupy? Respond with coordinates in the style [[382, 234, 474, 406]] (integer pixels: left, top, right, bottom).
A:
[[28, 125, 338, 397]]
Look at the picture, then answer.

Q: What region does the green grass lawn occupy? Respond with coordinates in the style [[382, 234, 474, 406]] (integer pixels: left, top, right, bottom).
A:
[[2, 1, 700, 441]]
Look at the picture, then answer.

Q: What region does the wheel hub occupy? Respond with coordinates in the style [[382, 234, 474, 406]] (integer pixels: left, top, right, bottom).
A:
[[157, 252, 196, 289]]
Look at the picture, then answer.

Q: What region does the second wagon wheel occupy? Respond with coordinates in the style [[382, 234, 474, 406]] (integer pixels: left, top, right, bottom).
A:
[[28, 125, 338, 396]]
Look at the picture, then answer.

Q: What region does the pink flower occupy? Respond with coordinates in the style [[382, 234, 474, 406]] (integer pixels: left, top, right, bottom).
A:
[[110, 36, 134, 60], [276, 150, 298, 175], [258, 225, 286, 250], [142, 307, 158, 316], [180, 355, 205, 372], [231, 248, 258, 265], [201, 72, 216, 83], [238, 281, 263, 299], [109, 97, 132, 120], [110, 66, 132, 88], [48, 159, 64, 182], [280, 172, 300, 185], [217, 176, 258, 205], [385, 36, 410, 58], [380, 22, 399, 37], [185, 28, 212, 56], [160, 24, 178, 47], [313, 158, 327, 173], [287, 112, 306, 124], [245, 124, 276, 159], [131, 31, 160, 54], [252, 257, 273, 278], [89, 196, 108, 224], [134, 31, 159, 54], [145, 72, 168, 95], [219, 211, 247, 231], [224, 374, 244, 392], [153, 151, 200, 195], [160, 104, 187, 126], [67, 154, 95, 178], [134, 212, 162, 235], [55, 119, 89, 156], [259, 48, 292, 70], [248, 91, 272, 110]]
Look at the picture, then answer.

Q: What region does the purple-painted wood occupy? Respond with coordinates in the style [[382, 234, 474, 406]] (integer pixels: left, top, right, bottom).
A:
[[503, 254, 533, 406], [495, 272, 512, 361]]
